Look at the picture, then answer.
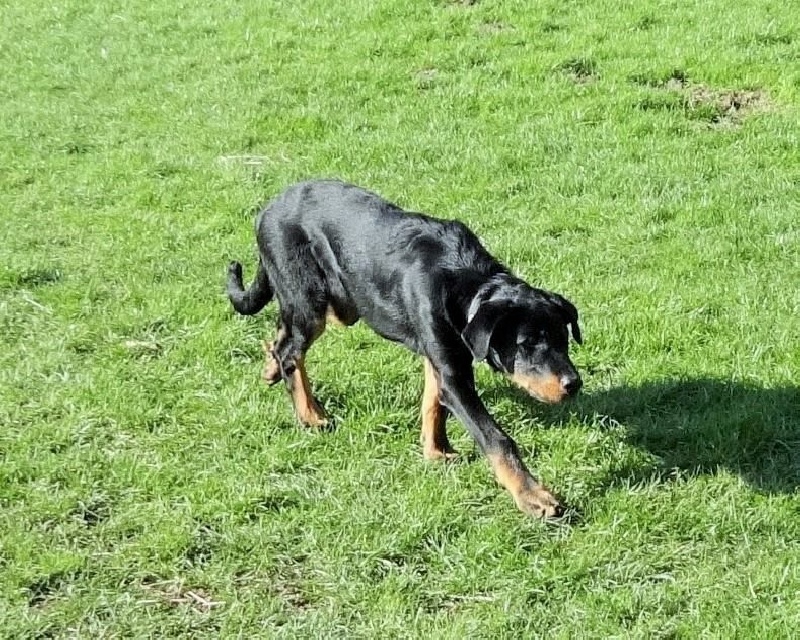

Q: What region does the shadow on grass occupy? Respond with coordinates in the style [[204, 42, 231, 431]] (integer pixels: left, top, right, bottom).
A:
[[531, 378, 800, 495]]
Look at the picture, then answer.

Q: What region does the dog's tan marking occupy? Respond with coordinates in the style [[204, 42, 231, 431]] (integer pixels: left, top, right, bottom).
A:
[[510, 372, 567, 404], [487, 453, 562, 518], [290, 355, 328, 428], [420, 358, 458, 460], [263, 314, 329, 386], [262, 329, 284, 385], [325, 304, 345, 327]]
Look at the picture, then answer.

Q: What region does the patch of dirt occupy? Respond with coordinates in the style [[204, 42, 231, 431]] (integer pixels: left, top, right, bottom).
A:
[[631, 70, 771, 126], [140, 578, 224, 613], [685, 86, 768, 124], [236, 556, 314, 611], [270, 579, 312, 610], [271, 557, 313, 610]]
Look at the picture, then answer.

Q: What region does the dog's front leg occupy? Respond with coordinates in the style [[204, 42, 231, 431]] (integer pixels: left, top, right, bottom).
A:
[[433, 360, 563, 518]]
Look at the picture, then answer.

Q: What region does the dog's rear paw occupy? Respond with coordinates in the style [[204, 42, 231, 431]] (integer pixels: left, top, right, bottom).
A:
[[261, 340, 282, 385], [262, 360, 282, 385]]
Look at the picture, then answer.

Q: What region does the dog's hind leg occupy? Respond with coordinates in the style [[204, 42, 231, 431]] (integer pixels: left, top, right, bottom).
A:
[[271, 310, 328, 428], [262, 326, 285, 386]]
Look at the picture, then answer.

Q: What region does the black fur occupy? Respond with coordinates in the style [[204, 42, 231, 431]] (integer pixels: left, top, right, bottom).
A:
[[227, 180, 583, 517]]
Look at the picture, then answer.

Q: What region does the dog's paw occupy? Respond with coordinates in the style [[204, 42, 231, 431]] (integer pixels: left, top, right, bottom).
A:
[[261, 340, 282, 385], [262, 360, 282, 385], [296, 398, 329, 429], [301, 413, 329, 429], [423, 445, 460, 462], [514, 485, 564, 519]]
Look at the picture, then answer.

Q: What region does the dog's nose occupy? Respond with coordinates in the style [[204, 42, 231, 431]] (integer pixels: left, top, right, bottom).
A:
[[562, 375, 582, 397]]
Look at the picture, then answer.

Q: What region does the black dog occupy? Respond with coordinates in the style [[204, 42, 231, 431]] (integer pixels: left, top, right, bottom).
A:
[[227, 180, 582, 517]]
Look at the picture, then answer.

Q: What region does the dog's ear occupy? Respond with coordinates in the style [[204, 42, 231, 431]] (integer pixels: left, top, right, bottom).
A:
[[552, 294, 582, 344], [461, 300, 514, 362]]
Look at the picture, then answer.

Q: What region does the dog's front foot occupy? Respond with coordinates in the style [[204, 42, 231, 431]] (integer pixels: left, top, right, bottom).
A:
[[297, 393, 329, 429], [488, 452, 564, 518], [513, 483, 564, 519]]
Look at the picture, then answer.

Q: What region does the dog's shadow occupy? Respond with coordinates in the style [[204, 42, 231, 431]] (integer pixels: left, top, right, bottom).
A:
[[491, 377, 800, 496]]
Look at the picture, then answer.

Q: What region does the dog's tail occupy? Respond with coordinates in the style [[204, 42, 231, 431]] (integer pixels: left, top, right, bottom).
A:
[[226, 259, 273, 315]]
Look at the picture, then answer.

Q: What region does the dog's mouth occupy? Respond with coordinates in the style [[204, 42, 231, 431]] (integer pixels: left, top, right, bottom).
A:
[[510, 373, 574, 404]]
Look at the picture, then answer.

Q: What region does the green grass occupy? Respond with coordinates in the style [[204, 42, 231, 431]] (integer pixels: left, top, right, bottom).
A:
[[2, 0, 799, 636]]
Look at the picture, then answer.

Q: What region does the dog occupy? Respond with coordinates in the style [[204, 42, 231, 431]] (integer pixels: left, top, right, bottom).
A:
[[227, 180, 582, 518]]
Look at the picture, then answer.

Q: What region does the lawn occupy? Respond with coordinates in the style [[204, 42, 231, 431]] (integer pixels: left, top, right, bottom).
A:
[[1, 0, 799, 636]]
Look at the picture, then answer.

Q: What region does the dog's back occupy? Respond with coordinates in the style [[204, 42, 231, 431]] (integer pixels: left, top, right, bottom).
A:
[[258, 179, 491, 272], [254, 180, 501, 345]]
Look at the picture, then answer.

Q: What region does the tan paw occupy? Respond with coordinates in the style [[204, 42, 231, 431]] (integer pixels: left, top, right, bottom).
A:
[[423, 445, 460, 462], [513, 485, 564, 519], [261, 341, 281, 385], [296, 397, 328, 429], [300, 413, 328, 429], [262, 359, 281, 385]]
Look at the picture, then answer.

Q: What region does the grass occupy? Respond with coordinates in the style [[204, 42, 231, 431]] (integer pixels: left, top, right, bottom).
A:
[[1, 0, 799, 636]]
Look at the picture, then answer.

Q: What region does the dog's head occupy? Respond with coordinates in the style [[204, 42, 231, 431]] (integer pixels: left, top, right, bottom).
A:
[[461, 287, 582, 403]]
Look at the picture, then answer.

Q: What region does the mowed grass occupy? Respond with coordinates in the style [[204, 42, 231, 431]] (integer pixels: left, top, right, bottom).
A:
[[1, 0, 799, 636]]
